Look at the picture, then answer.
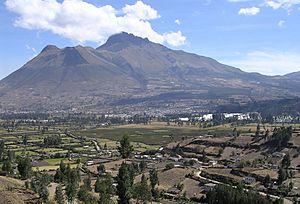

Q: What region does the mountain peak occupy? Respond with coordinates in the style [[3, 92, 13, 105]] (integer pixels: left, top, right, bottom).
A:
[[41, 45, 60, 53], [97, 32, 150, 51]]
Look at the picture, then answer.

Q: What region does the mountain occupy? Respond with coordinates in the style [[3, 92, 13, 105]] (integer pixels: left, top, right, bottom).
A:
[[1, 32, 300, 113]]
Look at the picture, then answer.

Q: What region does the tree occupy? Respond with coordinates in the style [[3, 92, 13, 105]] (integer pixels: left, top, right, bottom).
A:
[[95, 176, 101, 193], [149, 168, 159, 201], [133, 174, 151, 204], [55, 185, 65, 204], [149, 169, 158, 191], [116, 162, 134, 204], [278, 168, 288, 184], [139, 160, 147, 172], [66, 182, 77, 204], [97, 164, 106, 175], [281, 154, 291, 168], [255, 123, 261, 137], [65, 166, 80, 204], [0, 140, 5, 158], [118, 134, 134, 159], [206, 184, 272, 204], [264, 175, 271, 187], [2, 157, 13, 175], [39, 186, 49, 203], [77, 185, 98, 204], [22, 134, 28, 146], [17, 156, 32, 179], [54, 161, 67, 183], [98, 173, 114, 204], [83, 173, 92, 191]]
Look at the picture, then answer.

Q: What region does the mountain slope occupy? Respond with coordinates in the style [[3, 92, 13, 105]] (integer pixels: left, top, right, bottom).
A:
[[0, 32, 299, 113]]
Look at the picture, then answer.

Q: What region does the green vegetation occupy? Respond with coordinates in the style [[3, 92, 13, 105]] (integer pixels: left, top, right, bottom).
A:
[[17, 156, 32, 179], [133, 174, 151, 204], [268, 127, 292, 149], [205, 184, 275, 204], [118, 134, 134, 159], [55, 184, 65, 204], [98, 174, 114, 204], [116, 162, 134, 204]]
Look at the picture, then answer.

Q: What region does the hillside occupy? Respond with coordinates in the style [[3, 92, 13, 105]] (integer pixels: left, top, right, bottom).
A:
[[0, 176, 37, 204], [1, 32, 300, 113]]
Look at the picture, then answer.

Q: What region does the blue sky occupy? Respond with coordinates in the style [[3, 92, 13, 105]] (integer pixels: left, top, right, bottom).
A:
[[1, 0, 300, 79]]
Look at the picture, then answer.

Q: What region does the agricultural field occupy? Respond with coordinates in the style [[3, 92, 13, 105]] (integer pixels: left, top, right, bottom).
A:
[[1, 118, 300, 203]]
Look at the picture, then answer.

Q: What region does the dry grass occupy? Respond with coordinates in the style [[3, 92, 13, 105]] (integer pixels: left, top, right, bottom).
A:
[[157, 168, 192, 190]]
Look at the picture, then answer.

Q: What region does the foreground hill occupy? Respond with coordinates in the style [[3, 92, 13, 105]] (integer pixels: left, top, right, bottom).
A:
[[0, 176, 37, 204], [1, 32, 300, 113]]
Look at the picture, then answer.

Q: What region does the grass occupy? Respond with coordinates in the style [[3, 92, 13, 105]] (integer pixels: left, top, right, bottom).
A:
[[79, 123, 205, 145], [44, 158, 72, 166], [35, 148, 67, 154], [14, 150, 39, 156], [79, 122, 252, 145], [32, 163, 79, 172]]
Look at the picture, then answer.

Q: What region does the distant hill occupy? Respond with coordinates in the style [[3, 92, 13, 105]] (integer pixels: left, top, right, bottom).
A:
[[1, 32, 300, 113]]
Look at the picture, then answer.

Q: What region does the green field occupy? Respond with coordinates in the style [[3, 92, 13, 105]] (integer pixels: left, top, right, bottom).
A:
[[79, 122, 242, 145], [78, 122, 299, 146]]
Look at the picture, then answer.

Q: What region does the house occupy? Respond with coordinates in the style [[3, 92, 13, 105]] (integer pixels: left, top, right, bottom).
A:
[[208, 160, 218, 166], [86, 160, 94, 166], [179, 117, 189, 122], [244, 176, 256, 185]]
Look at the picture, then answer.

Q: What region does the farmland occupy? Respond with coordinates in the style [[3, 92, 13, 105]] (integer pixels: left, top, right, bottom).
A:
[[0, 116, 300, 203]]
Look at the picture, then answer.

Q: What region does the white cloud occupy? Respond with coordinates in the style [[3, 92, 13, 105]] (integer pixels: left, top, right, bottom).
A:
[[163, 31, 186, 47], [223, 50, 300, 75], [122, 1, 160, 20], [264, 0, 300, 11], [278, 20, 285, 27], [174, 19, 181, 25], [230, 0, 300, 14], [5, 0, 186, 47], [238, 7, 260, 15]]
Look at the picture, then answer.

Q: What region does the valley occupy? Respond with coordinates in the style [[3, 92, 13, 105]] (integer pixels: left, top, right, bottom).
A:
[[0, 113, 300, 203]]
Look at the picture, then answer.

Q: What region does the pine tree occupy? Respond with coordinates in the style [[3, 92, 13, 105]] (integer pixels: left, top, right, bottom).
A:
[[66, 182, 77, 204], [149, 168, 159, 201], [278, 168, 287, 184], [281, 154, 291, 168], [55, 184, 65, 204], [2, 157, 13, 175], [0, 140, 4, 158], [39, 186, 49, 203], [83, 173, 92, 191], [133, 174, 151, 204], [95, 176, 101, 193], [118, 134, 134, 159], [116, 162, 134, 204], [98, 173, 114, 204], [17, 156, 32, 179], [97, 164, 106, 175]]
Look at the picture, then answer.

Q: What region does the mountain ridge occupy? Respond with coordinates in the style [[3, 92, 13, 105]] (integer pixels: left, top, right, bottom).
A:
[[1, 32, 300, 113]]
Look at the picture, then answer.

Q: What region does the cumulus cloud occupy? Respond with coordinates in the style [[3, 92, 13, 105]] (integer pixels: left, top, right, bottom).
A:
[[223, 50, 300, 75], [5, 0, 186, 47], [238, 7, 260, 15]]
